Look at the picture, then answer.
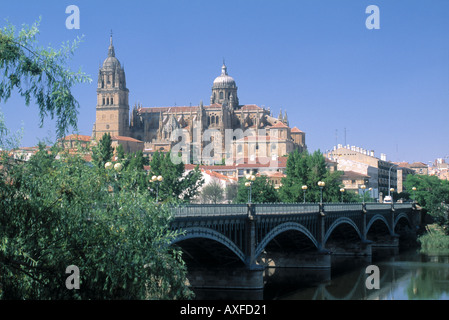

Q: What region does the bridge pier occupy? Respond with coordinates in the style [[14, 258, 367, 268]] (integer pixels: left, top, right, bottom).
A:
[[257, 251, 331, 269], [326, 241, 372, 257], [186, 266, 264, 296], [371, 235, 400, 256]]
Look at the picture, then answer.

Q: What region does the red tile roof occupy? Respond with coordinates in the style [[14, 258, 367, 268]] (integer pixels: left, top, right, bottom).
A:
[[269, 122, 289, 129], [111, 136, 143, 143], [61, 134, 92, 142]]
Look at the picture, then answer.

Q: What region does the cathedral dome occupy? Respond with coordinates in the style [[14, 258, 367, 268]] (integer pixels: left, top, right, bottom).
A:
[[102, 56, 121, 70], [213, 63, 236, 88], [102, 34, 121, 70]]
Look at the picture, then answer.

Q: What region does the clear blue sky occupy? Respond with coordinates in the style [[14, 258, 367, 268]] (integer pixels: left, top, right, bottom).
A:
[[1, 0, 448, 164]]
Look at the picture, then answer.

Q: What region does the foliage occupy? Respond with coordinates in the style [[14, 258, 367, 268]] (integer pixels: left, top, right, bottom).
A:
[[0, 146, 193, 299], [148, 151, 204, 203], [236, 175, 279, 203], [278, 149, 350, 203], [404, 174, 449, 227], [225, 182, 239, 203], [418, 224, 449, 255], [91, 133, 113, 170], [0, 108, 23, 150], [200, 180, 224, 204], [0, 19, 91, 138]]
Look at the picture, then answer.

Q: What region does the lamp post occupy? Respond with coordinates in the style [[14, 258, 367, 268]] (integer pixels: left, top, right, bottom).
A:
[[369, 187, 373, 202], [360, 184, 366, 203], [302, 185, 308, 203], [340, 188, 345, 203], [317, 181, 325, 204], [412, 187, 417, 203], [389, 188, 395, 203], [151, 175, 163, 203], [388, 164, 396, 198], [245, 174, 256, 203]]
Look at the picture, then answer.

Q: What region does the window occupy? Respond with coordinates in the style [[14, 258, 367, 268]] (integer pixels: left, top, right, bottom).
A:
[[111, 97, 113, 105], [219, 92, 223, 99]]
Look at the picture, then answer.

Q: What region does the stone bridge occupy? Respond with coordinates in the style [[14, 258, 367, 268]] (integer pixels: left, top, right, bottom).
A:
[[169, 202, 421, 295]]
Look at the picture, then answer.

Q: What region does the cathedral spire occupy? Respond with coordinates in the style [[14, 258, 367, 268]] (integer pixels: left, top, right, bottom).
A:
[[221, 61, 228, 76], [108, 30, 115, 57]]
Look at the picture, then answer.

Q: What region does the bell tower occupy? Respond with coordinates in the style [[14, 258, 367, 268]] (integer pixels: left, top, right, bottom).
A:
[[93, 33, 129, 139]]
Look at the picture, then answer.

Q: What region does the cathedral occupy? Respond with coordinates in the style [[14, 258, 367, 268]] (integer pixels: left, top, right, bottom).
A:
[[92, 35, 306, 164]]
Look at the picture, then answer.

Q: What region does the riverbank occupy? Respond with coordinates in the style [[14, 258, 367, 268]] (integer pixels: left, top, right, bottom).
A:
[[418, 224, 449, 255]]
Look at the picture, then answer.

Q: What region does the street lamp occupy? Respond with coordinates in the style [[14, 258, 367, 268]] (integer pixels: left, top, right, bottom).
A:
[[302, 185, 308, 203], [412, 187, 417, 203], [388, 164, 396, 198], [245, 174, 256, 203], [360, 184, 366, 203], [317, 181, 325, 203], [389, 188, 395, 203], [105, 162, 113, 170], [151, 175, 163, 203], [340, 188, 345, 203]]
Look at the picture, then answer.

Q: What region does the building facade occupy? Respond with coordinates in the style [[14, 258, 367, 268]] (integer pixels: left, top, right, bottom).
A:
[[325, 145, 397, 200], [92, 36, 306, 164]]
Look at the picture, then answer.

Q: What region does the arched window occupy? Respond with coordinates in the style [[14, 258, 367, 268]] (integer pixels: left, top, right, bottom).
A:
[[102, 98, 105, 105], [211, 115, 215, 124], [107, 98, 109, 105], [219, 92, 223, 99], [110, 97, 113, 105]]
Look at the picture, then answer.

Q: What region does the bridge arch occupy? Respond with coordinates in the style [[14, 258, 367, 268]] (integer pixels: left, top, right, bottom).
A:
[[171, 227, 246, 265], [255, 222, 319, 259], [324, 217, 363, 245], [366, 214, 393, 235], [394, 212, 412, 230]]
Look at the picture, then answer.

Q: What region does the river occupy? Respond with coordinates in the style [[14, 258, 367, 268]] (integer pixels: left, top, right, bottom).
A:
[[192, 248, 449, 300], [266, 249, 449, 300]]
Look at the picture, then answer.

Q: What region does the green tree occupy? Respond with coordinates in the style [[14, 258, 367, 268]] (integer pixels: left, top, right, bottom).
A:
[[236, 176, 279, 203], [200, 180, 225, 204], [0, 19, 91, 138], [115, 144, 125, 162], [0, 147, 192, 299], [405, 174, 449, 227], [148, 151, 203, 203], [279, 150, 344, 203], [225, 182, 239, 203], [91, 133, 113, 169]]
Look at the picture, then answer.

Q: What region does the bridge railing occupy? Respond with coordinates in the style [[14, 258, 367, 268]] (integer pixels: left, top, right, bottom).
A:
[[323, 203, 362, 212], [171, 204, 248, 217], [170, 202, 413, 217], [253, 203, 319, 215]]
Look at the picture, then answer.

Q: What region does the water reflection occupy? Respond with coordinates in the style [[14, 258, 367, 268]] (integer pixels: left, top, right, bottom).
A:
[[276, 251, 449, 300], [191, 250, 449, 300]]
